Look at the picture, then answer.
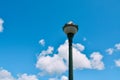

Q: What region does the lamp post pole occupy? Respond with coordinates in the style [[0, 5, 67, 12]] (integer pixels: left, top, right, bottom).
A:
[[68, 33, 74, 80], [63, 21, 78, 80]]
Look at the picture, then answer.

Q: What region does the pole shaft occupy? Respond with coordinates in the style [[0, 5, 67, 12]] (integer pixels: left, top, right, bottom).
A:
[[68, 33, 74, 80]]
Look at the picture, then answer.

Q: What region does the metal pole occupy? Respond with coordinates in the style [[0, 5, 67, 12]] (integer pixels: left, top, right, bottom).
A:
[[67, 33, 74, 80]]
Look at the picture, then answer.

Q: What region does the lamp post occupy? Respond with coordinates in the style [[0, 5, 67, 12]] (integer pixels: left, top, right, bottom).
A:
[[63, 21, 78, 80]]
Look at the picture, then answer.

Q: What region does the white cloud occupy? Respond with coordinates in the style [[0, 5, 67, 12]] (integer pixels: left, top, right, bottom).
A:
[[0, 68, 15, 80], [106, 48, 114, 55], [39, 39, 45, 46], [17, 74, 38, 80], [115, 59, 120, 67], [106, 43, 120, 55], [73, 47, 91, 69], [115, 43, 120, 50], [90, 52, 104, 70], [58, 40, 103, 70], [57, 40, 91, 69], [58, 40, 91, 69], [0, 18, 4, 32], [36, 40, 105, 75], [57, 40, 68, 62], [36, 54, 67, 75], [49, 75, 68, 80], [61, 75, 68, 80], [73, 43, 85, 51], [0, 68, 38, 80], [39, 46, 54, 56]]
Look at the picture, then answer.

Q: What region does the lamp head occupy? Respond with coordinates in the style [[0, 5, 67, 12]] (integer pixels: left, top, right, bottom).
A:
[[63, 21, 78, 35]]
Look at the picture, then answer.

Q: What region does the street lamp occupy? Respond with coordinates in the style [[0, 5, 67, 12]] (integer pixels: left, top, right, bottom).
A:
[[63, 21, 78, 80]]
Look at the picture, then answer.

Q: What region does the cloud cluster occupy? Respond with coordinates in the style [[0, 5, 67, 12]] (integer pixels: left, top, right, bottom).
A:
[[0, 39, 105, 80], [106, 43, 120, 67], [36, 40, 104, 75], [106, 43, 120, 55], [36, 45, 67, 75], [0, 18, 4, 32], [0, 68, 38, 80]]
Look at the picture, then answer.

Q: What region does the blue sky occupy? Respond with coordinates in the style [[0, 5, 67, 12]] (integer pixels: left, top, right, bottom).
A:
[[0, 0, 120, 80]]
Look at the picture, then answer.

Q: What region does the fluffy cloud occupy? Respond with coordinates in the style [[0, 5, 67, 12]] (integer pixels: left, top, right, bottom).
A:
[[0, 68, 38, 80], [115, 59, 120, 67], [17, 74, 38, 80], [106, 48, 114, 55], [72, 46, 91, 69], [90, 52, 104, 70], [0, 68, 15, 80], [36, 54, 67, 75], [73, 43, 85, 51], [106, 43, 120, 55], [39, 39, 45, 46], [0, 18, 4, 32], [36, 40, 104, 75], [58, 40, 91, 69]]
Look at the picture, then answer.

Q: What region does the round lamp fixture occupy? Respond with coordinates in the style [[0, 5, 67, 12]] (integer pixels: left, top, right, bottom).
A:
[[63, 21, 78, 35]]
